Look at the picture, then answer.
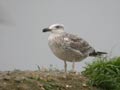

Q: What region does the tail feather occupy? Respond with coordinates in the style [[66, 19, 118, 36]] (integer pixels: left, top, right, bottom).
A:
[[89, 51, 107, 56]]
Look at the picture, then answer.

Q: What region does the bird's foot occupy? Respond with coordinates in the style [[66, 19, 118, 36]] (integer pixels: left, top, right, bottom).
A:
[[69, 70, 77, 75]]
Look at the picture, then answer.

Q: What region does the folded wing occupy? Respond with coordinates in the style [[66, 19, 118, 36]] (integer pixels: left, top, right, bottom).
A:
[[61, 33, 95, 56]]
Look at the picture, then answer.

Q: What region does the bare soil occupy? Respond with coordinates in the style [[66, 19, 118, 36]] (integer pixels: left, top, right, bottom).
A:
[[0, 70, 99, 90]]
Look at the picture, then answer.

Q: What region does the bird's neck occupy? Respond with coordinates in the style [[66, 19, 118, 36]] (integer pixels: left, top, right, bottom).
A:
[[48, 33, 61, 41]]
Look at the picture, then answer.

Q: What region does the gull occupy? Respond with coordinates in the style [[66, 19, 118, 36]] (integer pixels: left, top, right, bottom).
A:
[[42, 24, 107, 73]]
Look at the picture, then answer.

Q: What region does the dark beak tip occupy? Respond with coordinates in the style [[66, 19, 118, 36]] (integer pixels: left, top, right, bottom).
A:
[[42, 28, 51, 32], [42, 29, 46, 32]]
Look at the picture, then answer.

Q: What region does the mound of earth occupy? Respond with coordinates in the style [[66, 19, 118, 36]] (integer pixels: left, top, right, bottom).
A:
[[0, 70, 98, 90]]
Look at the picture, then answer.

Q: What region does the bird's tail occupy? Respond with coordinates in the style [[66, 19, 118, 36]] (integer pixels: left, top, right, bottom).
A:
[[89, 51, 107, 57]]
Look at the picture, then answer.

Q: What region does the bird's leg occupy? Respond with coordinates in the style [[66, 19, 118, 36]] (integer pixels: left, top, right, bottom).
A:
[[72, 61, 76, 73], [64, 60, 67, 74]]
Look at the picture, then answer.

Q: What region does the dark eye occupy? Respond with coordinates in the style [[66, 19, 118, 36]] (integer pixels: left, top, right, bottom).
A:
[[56, 26, 60, 28]]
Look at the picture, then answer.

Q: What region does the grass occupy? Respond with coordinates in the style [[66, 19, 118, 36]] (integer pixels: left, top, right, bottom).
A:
[[82, 57, 120, 90]]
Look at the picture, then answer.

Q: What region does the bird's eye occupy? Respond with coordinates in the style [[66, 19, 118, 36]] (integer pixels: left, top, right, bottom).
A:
[[55, 26, 60, 28]]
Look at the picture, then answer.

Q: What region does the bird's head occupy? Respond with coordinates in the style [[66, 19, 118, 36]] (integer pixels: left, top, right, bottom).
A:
[[42, 24, 64, 33]]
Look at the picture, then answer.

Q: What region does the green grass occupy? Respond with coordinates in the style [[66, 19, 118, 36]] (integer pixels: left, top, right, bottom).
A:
[[82, 57, 120, 90]]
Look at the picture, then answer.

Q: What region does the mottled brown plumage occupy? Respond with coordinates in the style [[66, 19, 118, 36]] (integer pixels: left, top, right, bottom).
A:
[[43, 24, 107, 73]]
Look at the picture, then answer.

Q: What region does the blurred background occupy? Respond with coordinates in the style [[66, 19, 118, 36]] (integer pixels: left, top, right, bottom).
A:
[[0, 0, 120, 71]]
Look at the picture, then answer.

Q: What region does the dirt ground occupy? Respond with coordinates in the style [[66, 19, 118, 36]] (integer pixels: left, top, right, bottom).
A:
[[0, 70, 99, 90]]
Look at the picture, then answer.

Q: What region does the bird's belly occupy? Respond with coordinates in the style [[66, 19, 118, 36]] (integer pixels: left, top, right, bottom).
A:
[[49, 42, 86, 62]]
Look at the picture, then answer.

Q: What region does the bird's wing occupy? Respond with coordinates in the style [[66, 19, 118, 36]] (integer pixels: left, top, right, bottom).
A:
[[61, 33, 95, 56]]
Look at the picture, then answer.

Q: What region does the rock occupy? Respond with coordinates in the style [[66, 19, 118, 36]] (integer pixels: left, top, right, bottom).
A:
[[14, 76, 26, 83], [82, 83, 88, 87], [66, 84, 72, 88], [3, 76, 11, 81]]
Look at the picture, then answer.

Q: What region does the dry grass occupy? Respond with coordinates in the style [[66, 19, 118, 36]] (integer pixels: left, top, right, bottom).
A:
[[0, 70, 99, 90]]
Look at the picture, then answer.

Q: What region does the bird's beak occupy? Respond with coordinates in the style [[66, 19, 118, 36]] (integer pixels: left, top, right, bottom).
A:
[[42, 28, 51, 32]]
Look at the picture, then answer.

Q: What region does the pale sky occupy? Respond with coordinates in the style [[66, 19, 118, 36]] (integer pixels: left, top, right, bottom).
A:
[[0, 0, 120, 71]]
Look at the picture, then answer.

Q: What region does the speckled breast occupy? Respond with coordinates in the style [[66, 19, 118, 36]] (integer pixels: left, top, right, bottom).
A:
[[48, 35, 87, 62]]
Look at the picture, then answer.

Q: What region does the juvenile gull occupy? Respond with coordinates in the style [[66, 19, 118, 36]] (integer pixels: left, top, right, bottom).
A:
[[42, 24, 107, 73]]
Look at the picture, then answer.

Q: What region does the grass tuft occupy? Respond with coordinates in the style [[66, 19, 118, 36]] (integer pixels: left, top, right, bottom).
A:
[[82, 57, 120, 90]]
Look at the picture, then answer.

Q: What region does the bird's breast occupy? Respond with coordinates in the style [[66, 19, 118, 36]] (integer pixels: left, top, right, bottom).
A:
[[48, 34, 62, 52], [48, 34, 86, 62]]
